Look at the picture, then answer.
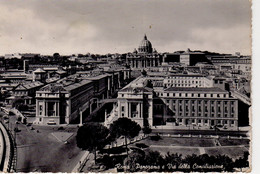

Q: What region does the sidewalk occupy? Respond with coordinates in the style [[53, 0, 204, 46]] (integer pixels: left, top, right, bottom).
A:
[[71, 150, 90, 172], [152, 124, 240, 131]]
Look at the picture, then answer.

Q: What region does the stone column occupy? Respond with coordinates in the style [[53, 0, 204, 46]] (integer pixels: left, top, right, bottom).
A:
[[36, 100, 39, 116], [129, 103, 131, 118], [140, 102, 143, 118], [79, 111, 83, 126], [45, 102, 48, 116]]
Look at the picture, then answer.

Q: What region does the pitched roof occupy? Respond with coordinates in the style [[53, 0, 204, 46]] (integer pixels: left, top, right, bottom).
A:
[[16, 81, 44, 90], [34, 68, 46, 73]]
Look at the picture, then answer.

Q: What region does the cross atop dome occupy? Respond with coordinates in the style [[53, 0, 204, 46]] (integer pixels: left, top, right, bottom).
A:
[[144, 34, 147, 40]]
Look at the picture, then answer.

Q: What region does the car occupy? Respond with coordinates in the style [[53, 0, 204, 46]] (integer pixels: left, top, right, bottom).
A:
[[47, 119, 56, 125], [216, 125, 223, 128], [26, 123, 32, 126]]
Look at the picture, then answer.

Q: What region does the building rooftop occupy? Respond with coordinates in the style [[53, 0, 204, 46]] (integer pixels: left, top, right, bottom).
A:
[[120, 86, 153, 93], [167, 73, 205, 77], [165, 87, 227, 93], [34, 68, 46, 73], [64, 80, 92, 91], [16, 81, 44, 90]]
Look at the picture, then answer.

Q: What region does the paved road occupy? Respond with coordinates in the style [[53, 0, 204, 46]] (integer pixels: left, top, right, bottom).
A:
[[5, 115, 83, 172], [152, 129, 249, 137]]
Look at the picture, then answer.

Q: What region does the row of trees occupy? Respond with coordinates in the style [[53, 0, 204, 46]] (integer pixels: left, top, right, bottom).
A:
[[76, 117, 249, 172], [125, 150, 249, 172], [76, 118, 143, 163]]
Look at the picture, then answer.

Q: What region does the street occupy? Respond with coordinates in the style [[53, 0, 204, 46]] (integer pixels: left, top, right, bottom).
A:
[[5, 114, 83, 172]]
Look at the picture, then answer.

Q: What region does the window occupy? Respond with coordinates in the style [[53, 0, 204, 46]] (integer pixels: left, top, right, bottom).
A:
[[198, 119, 201, 123], [122, 113, 124, 117], [225, 107, 228, 112], [205, 120, 208, 123], [167, 93, 169, 97], [192, 93, 194, 97], [122, 94, 124, 97], [179, 93, 181, 97], [217, 94, 220, 97], [122, 106, 125, 112], [185, 93, 188, 97], [204, 94, 207, 97], [211, 94, 213, 97], [198, 94, 200, 97]]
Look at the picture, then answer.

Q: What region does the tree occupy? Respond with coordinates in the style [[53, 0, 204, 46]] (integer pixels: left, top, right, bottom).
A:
[[144, 150, 164, 166], [217, 155, 234, 172], [142, 125, 152, 135], [184, 154, 198, 171], [234, 151, 249, 171], [109, 118, 141, 156], [164, 152, 182, 171], [124, 149, 145, 172], [76, 123, 110, 163], [53, 52, 60, 59]]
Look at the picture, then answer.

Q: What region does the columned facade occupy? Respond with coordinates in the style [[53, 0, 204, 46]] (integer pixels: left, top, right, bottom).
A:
[[126, 34, 163, 69]]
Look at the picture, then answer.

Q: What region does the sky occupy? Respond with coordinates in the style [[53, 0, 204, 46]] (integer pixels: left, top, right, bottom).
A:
[[0, 0, 251, 55]]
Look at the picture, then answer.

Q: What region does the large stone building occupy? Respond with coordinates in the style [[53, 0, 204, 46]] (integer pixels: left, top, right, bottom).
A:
[[163, 74, 214, 88], [163, 49, 209, 66], [126, 35, 163, 69], [105, 75, 239, 130], [34, 68, 131, 125], [35, 79, 94, 125], [158, 87, 238, 128]]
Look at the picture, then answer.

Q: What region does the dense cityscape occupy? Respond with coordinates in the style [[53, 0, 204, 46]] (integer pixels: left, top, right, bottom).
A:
[[0, 34, 251, 172]]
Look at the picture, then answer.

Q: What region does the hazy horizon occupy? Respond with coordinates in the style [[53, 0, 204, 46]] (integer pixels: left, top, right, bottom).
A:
[[0, 0, 251, 55]]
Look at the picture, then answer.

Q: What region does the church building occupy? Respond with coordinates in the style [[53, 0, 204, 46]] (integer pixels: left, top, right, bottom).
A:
[[126, 35, 163, 69]]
